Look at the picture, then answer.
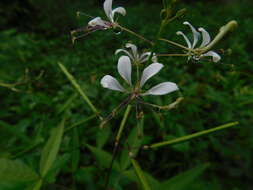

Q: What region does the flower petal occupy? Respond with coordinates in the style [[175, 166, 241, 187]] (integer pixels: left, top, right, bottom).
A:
[[118, 56, 132, 85], [201, 51, 221, 62], [88, 17, 108, 28], [176, 31, 192, 48], [198, 27, 211, 48], [103, 0, 113, 19], [139, 52, 158, 63], [115, 49, 133, 60], [126, 43, 138, 59], [112, 7, 126, 21], [183, 21, 200, 48], [140, 63, 164, 87], [142, 82, 179, 96], [101, 75, 125, 92]]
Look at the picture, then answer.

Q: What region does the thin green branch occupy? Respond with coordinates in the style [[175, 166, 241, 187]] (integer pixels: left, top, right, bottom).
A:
[[58, 63, 101, 119], [147, 121, 239, 149]]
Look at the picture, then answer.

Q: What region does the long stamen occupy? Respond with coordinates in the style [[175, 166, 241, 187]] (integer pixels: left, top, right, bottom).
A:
[[116, 24, 154, 46], [159, 38, 191, 51], [157, 53, 189, 57]]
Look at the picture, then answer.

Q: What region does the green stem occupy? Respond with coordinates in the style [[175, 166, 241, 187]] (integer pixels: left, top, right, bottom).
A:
[[58, 63, 101, 119], [131, 158, 151, 190], [116, 105, 132, 143], [147, 121, 239, 149]]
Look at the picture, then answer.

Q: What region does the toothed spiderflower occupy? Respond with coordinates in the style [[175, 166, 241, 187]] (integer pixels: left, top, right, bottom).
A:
[[101, 56, 178, 96], [115, 43, 157, 64], [88, 0, 126, 30], [176, 21, 221, 62]]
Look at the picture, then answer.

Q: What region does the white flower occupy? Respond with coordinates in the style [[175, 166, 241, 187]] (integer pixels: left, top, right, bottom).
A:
[[176, 21, 221, 62], [101, 56, 179, 96], [88, 0, 126, 29], [115, 43, 158, 63]]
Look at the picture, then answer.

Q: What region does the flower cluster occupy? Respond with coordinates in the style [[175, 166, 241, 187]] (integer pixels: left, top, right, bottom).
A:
[[176, 21, 221, 62], [101, 51, 179, 96]]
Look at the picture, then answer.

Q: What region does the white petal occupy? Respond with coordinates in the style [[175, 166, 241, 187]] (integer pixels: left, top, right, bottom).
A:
[[142, 82, 179, 96], [112, 7, 126, 21], [198, 27, 211, 48], [183, 21, 200, 48], [126, 43, 138, 59], [139, 52, 158, 63], [117, 56, 132, 85], [101, 75, 125, 92], [140, 63, 164, 87], [103, 0, 113, 19], [115, 49, 133, 60], [88, 17, 107, 27], [176, 31, 192, 48], [201, 51, 221, 62]]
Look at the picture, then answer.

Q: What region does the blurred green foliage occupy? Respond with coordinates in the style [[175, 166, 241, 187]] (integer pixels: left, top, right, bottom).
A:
[[0, 0, 253, 189]]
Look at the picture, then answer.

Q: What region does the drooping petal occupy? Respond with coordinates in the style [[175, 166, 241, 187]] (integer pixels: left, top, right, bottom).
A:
[[111, 7, 126, 21], [140, 63, 164, 87], [176, 31, 192, 48], [139, 52, 158, 63], [101, 75, 125, 92], [103, 0, 113, 20], [183, 21, 200, 48], [88, 17, 108, 28], [126, 43, 138, 59], [201, 51, 221, 62], [198, 27, 211, 48], [115, 49, 134, 60], [117, 56, 132, 85], [142, 82, 179, 96]]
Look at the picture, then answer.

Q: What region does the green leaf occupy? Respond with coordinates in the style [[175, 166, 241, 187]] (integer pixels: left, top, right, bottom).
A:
[[0, 158, 39, 183], [71, 128, 80, 172], [39, 118, 65, 177], [96, 127, 111, 149], [131, 159, 151, 190], [123, 169, 160, 189], [159, 163, 209, 190], [85, 144, 120, 171]]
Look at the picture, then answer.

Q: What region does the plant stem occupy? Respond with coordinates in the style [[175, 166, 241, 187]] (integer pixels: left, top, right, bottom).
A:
[[147, 121, 239, 149], [58, 63, 101, 119]]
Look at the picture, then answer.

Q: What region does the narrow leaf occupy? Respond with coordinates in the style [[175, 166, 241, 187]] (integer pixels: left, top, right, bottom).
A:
[[0, 158, 39, 183], [159, 163, 209, 190], [39, 118, 65, 177], [85, 144, 120, 171]]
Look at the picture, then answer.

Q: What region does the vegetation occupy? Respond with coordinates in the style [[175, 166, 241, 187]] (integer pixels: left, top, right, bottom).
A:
[[0, 0, 252, 189]]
